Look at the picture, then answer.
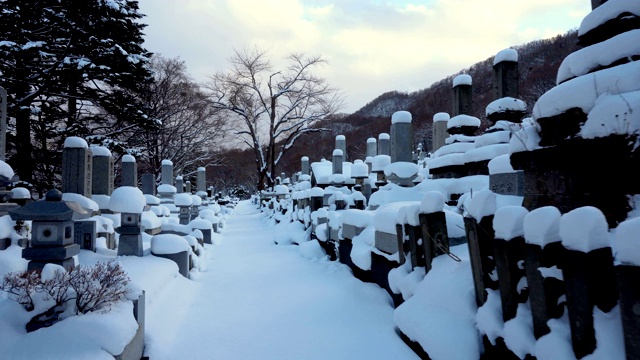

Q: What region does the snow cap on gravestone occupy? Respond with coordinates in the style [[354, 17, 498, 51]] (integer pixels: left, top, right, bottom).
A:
[[524, 206, 561, 247], [391, 110, 412, 124], [108, 186, 146, 213], [63, 136, 88, 149]]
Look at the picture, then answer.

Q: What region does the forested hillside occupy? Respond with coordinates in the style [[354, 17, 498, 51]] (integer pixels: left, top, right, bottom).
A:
[[212, 30, 581, 195]]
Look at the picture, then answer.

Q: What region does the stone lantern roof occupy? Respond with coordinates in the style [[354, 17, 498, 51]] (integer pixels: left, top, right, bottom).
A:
[[9, 189, 87, 221]]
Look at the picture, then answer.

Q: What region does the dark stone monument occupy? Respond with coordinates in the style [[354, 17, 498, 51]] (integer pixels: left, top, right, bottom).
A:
[[141, 173, 156, 196], [91, 147, 114, 196], [62, 137, 92, 198], [9, 189, 86, 271], [121, 155, 137, 188]]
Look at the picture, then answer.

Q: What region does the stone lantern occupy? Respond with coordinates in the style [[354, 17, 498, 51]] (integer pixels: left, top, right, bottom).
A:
[[174, 193, 193, 225], [9, 189, 87, 271]]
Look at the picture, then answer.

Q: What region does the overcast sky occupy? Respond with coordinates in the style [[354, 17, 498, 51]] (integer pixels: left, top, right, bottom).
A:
[[138, 0, 592, 114]]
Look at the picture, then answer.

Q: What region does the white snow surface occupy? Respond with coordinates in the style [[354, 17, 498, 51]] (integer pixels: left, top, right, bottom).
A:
[[157, 184, 177, 194], [524, 206, 562, 247], [433, 142, 476, 158], [486, 97, 527, 116], [367, 137, 377, 143], [453, 74, 472, 87], [384, 161, 419, 178], [488, 154, 516, 175], [108, 186, 146, 213], [378, 133, 390, 140], [333, 149, 343, 156], [391, 110, 412, 124], [578, 0, 640, 36], [560, 206, 610, 253], [558, 29, 640, 84], [464, 144, 510, 163], [174, 193, 193, 206], [509, 123, 542, 153], [10, 187, 30, 199], [63, 136, 88, 149], [62, 193, 99, 212], [0, 160, 14, 180], [420, 191, 445, 214], [151, 234, 191, 254], [351, 161, 369, 177], [466, 189, 496, 222], [448, 114, 480, 129], [375, 202, 416, 234], [161, 159, 173, 166], [580, 91, 640, 140], [533, 60, 640, 121], [493, 206, 529, 240], [122, 154, 135, 163], [394, 244, 479, 360], [475, 131, 511, 148], [372, 155, 391, 172], [335, 135, 345, 141], [433, 112, 450, 122], [613, 217, 640, 265], [493, 48, 518, 65], [90, 146, 112, 157]]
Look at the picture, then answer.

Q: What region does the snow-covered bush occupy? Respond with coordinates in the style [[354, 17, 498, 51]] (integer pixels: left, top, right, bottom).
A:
[[1, 261, 130, 323]]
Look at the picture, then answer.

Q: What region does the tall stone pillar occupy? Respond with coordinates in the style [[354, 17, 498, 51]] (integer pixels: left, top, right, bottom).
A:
[[390, 111, 412, 163], [121, 155, 138, 188], [493, 49, 519, 100], [161, 160, 173, 185], [62, 137, 92, 198], [378, 133, 390, 156], [301, 156, 310, 176], [197, 167, 206, 198], [332, 149, 344, 174], [91, 146, 113, 195], [432, 112, 450, 152], [175, 176, 183, 194], [185, 181, 192, 194], [335, 135, 347, 162], [367, 137, 377, 157], [452, 74, 473, 116], [141, 174, 155, 195]]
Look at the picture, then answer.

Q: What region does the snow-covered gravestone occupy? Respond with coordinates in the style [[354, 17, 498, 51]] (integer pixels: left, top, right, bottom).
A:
[[190, 195, 202, 221], [492, 206, 529, 322], [121, 154, 137, 188], [62, 136, 92, 198], [141, 173, 155, 196], [301, 156, 310, 176], [367, 137, 377, 158], [559, 207, 618, 359], [332, 149, 344, 176], [196, 167, 207, 199], [464, 189, 499, 307], [493, 48, 519, 101], [522, 206, 565, 339], [335, 135, 347, 162], [390, 111, 412, 163], [378, 133, 390, 156], [161, 159, 173, 185], [418, 192, 449, 273], [613, 217, 640, 359], [174, 193, 192, 225], [175, 176, 183, 194], [190, 218, 213, 245], [452, 74, 472, 117], [185, 180, 192, 194], [110, 186, 146, 257], [151, 234, 190, 278], [9, 189, 85, 271], [91, 146, 114, 196]]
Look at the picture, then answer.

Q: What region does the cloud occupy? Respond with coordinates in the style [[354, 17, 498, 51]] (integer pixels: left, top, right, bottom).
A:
[[139, 0, 591, 113]]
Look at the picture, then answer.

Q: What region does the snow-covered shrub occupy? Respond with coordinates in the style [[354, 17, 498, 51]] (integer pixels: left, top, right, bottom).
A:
[[1, 261, 130, 317]]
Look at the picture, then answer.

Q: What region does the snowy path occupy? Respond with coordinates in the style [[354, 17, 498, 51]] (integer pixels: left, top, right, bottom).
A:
[[144, 200, 419, 360]]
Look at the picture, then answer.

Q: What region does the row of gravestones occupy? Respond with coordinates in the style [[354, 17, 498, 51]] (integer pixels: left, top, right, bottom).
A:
[[261, 0, 640, 358]]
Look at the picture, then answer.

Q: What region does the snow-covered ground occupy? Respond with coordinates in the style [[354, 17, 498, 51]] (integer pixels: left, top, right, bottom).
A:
[[143, 200, 419, 359]]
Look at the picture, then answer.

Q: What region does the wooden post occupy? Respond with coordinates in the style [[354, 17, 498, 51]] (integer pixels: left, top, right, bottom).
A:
[[493, 206, 529, 322], [419, 211, 448, 273], [560, 207, 618, 359], [464, 215, 498, 307]]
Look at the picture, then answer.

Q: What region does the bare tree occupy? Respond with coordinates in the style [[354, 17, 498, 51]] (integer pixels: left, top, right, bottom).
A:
[[125, 55, 229, 179], [207, 47, 343, 190]]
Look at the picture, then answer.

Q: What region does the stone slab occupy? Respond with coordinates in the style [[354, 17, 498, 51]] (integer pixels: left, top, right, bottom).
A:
[[375, 230, 398, 255], [152, 250, 189, 278], [117, 234, 143, 257], [23, 243, 80, 260], [342, 224, 364, 240], [74, 220, 96, 252]]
